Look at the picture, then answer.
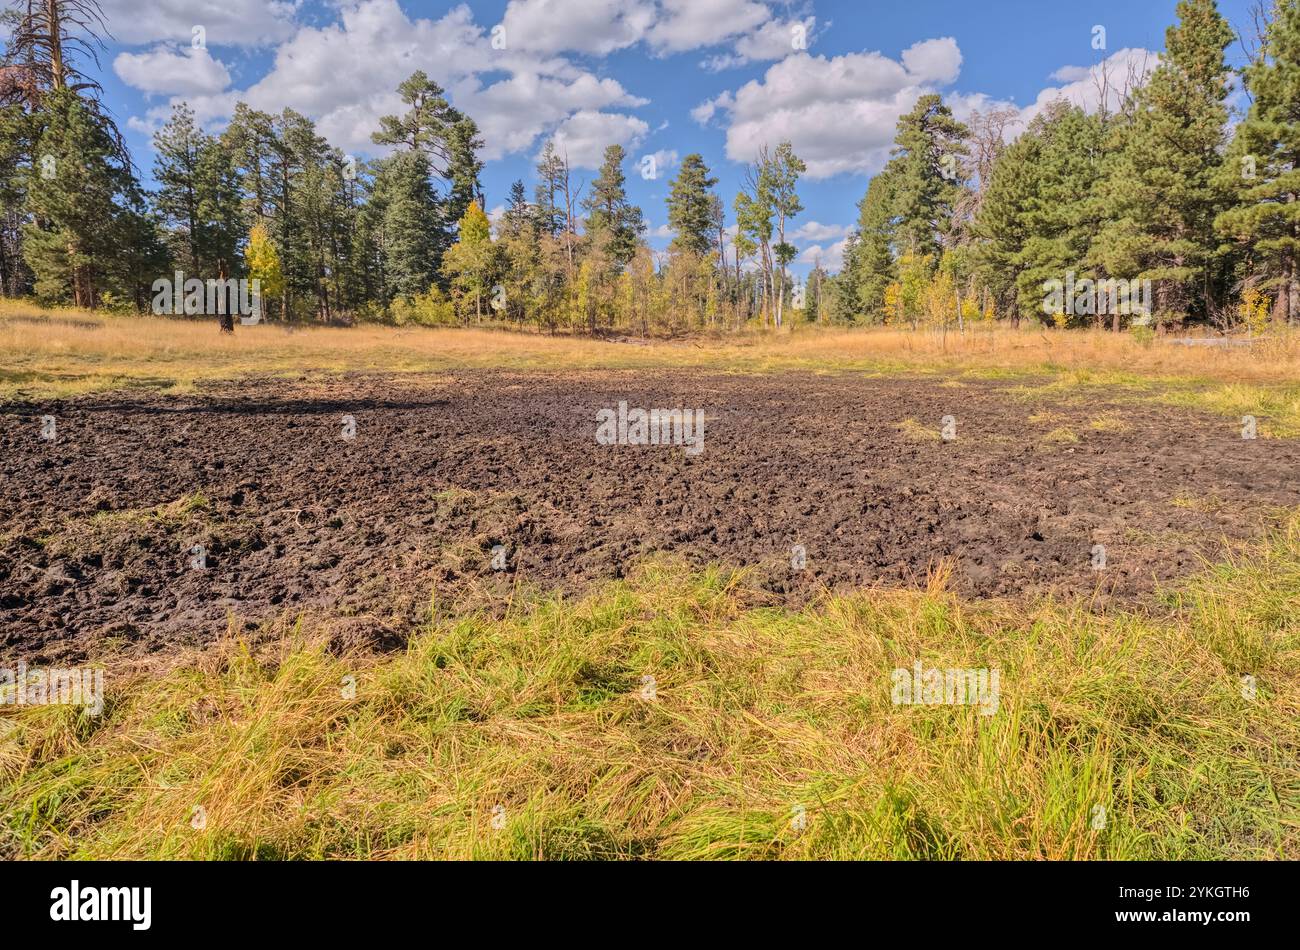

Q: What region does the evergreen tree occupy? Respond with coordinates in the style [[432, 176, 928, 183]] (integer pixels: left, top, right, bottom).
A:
[[582, 144, 644, 269], [1020, 104, 1107, 325], [372, 72, 482, 266], [888, 94, 970, 260], [1217, 0, 1300, 324], [152, 104, 204, 273], [0, 98, 34, 296], [666, 153, 718, 257], [849, 171, 898, 320], [1091, 0, 1236, 325], [23, 89, 158, 308], [223, 104, 277, 224], [444, 115, 484, 227], [370, 149, 441, 303], [498, 180, 539, 324], [532, 140, 567, 237], [972, 128, 1042, 324], [153, 103, 244, 284]]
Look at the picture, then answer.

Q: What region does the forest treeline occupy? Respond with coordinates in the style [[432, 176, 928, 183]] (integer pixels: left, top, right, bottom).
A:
[[0, 0, 1297, 334]]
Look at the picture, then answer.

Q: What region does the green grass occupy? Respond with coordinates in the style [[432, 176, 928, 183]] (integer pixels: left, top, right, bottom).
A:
[[2, 517, 1297, 860]]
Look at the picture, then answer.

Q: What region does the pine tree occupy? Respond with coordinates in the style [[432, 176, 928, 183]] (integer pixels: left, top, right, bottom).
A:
[[0, 97, 35, 296], [444, 115, 484, 228], [223, 104, 277, 224], [666, 153, 718, 257], [370, 149, 441, 303], [1091, 0, 1236, 326], [582, 144, 644, 269], [973, 125, 1043, 324], [152, 104, 204, 273], [23, 88, 156, 308], [1020, 104, 1107, 325], [849, 171, 898, 320], [532, 140, 567, 237], [372, 72, 482, 267], [888, 94, 969, 260], [1217, 0, 1300, 324], [498, 180, 538, 324]]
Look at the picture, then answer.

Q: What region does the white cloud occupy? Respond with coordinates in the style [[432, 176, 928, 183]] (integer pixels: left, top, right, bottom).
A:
[[547, 109, 650, 168], [1049, 64, 1092, 83], [1023, 48, 1158, 125], [495, 0, 776, 58], [690, 90, 732, 125], [703, 15, 817, 71], [639, 148, 678, 179], [647, 0, 771, 54], [791, 220, 850, 243], [131, 0, 649, 162], [900, 37, 962, 85], [737, 16, 815, 60], [114, 45, 233, 97], [498, 0, 656, 55], [692, 41, 947, 178], [696, 41, 1158, 180], [101, 0, 300, 48], [798, 237, 848, 270]]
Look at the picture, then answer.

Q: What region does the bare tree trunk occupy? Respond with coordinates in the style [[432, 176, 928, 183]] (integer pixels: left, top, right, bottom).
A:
[[46, 0, 65, 90]]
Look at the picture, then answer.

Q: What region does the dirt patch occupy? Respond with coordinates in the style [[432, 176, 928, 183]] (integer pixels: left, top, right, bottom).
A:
[[3, 370, 1298, 662]]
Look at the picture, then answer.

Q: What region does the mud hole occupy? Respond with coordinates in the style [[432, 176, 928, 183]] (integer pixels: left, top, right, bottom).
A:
[[3, 370, 1299, 662]]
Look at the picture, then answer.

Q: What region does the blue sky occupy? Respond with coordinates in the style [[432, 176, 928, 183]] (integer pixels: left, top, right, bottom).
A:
[[51, 0, 1261, 274]]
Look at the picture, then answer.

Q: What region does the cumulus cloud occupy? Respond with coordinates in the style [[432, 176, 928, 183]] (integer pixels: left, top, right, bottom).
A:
[[494, 0, 776, 58], [499, 0, 656, 55], [791, 220, 851, 243], [128, 0, 649, 161], [101, 0, 300, 47], [647, 0, 771, 54], [692, 39, 957, 178], [1023, 48, 1158, 125], [639, 148, 678, 179], [1049, 64, 1093, 83], [702, 15, 817, 71], [547, 110, 650, 168], [114, 45, 233, 97], [695, 39, 1158, 179], [900, 37, 962, 85], [798, 237, 849, 270]]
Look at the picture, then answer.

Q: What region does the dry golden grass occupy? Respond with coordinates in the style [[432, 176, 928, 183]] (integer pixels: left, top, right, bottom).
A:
[[2, 525, 1296, 860], [5, 299, 1300, 401]]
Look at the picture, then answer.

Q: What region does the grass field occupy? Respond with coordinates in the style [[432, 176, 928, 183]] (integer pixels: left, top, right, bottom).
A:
[[6, 301, 1300, 435], [1, 302, 1297, 860], [1, 528, 1296, 860]]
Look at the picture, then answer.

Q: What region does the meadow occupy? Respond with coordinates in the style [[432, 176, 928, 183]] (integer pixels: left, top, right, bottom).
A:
[[1, 303, 1296, 860]]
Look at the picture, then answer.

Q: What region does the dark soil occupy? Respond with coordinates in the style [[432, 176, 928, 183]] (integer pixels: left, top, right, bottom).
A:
[[3, 370, 1298, 662]]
